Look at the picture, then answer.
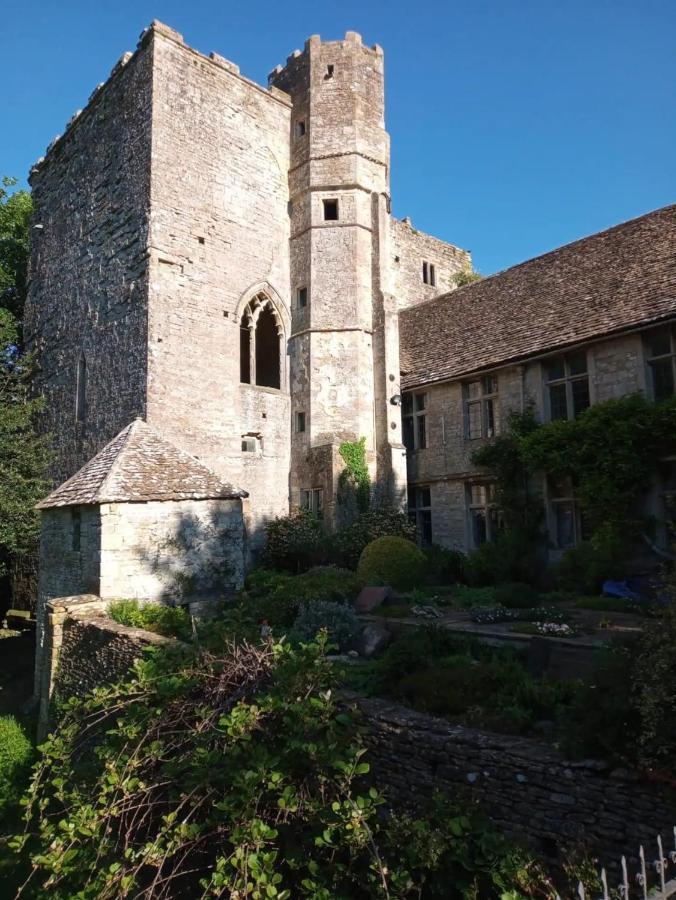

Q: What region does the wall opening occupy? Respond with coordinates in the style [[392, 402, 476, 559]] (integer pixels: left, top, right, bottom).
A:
[[255, 306, 281, 389], [240, 322, 251, 384], [75, 354, 87, 422], [323, 199, 339, 221]]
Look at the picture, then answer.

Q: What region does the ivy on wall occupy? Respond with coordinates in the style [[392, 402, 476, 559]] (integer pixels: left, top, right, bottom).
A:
[[338, 437, 371, 513], [471, 394, 676, 588]]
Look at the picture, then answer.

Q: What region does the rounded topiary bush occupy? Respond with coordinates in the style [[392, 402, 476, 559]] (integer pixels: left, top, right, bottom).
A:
[[357, 535, 426, 591]]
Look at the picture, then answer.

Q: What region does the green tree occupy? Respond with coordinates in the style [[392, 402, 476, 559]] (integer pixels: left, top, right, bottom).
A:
[[0, 309, 50, 580], [0, 177, 32, 321]]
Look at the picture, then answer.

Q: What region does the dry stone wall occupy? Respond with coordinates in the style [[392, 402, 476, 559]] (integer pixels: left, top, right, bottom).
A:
[[357, 695, 676, 869]]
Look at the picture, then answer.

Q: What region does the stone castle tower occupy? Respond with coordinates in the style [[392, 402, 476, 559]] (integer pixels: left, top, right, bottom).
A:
[[25, 21, 470, 554]]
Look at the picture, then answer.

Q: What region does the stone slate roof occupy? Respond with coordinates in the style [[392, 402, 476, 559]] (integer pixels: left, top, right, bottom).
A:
[[37, 419, 247, 508], [399, 205, 676, 389]]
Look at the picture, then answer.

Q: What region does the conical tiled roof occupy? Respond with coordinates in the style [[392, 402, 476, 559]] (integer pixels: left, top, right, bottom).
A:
[[37, 419, 247, 509]]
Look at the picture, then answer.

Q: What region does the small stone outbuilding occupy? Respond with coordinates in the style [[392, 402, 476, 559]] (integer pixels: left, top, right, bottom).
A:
[[34, 418, 248, 704]]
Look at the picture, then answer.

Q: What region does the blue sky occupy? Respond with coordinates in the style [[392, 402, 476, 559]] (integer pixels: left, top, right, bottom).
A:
[[2, 0, 673, 274]]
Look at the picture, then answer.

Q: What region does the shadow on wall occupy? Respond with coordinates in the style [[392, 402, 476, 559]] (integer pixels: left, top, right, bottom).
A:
[[127, 506, 245, 606]]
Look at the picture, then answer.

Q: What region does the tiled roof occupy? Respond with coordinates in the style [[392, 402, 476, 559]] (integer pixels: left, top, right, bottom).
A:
[[399, 205, 676, 389], [37, 419, 247, 508]]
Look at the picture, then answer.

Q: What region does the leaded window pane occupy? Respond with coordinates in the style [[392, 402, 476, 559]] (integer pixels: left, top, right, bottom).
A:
[[647, 329, 672, 358], [555, 501, 576, 549], [417, 415, 427, 449], [549, 383, 568, 420], [571, 377, 591, 418], [651, 359, 675, 402], [545, 358, 565, 381], [467, 401, 482, 438], [466, 380, 481, 400], [567, 351, 588, 376], [471, 509, 487, 546]]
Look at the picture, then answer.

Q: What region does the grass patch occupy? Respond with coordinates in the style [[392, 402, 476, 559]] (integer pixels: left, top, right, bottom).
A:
[[107, 600, 192, 640]]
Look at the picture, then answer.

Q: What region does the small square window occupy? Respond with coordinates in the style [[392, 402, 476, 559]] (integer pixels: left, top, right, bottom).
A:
[[242, 435, 260, 453], [297, 287, 308, 308], [295, 411, 306, 433], [323, 199, 339, 221], [295, 120, 306, 138]]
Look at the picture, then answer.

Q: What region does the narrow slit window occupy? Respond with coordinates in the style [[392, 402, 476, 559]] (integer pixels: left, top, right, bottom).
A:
[[297, 287, 308, 309], [75, 355, 87, 423], [326, 64, 335, 78], [323, 199, 339, 221], [295, 411, 306, 433], [71, 508, 81, 552], [295, 120, 306, 138]]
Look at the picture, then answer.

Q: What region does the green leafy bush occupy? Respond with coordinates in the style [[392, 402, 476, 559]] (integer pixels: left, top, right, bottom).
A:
[[293, 600, 361, 651], [357, 535, 426, 590], [464, 529, 543, 587], [425, 544, 467, 585], [240, 566, 361, 629], [634, 603, 676, 773], [107, 599, 192, 640], [333, 507, 417, 568], [0, 715, 32, 818], [561, 645, 638, 763], [262, 508, 326, 572], [452, 584, 497, 608], [494, 581, 542, 609], [12, 637, 558, 898], [555, 525, 626, 594]]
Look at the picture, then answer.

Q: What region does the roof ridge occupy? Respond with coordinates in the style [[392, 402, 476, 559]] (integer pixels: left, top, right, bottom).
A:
[[402, 203, 676, 318], [95, 419, 137, 499]]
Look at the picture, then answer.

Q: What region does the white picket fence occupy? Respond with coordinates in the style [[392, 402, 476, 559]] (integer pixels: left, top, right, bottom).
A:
[[561, 829, 676, 899]]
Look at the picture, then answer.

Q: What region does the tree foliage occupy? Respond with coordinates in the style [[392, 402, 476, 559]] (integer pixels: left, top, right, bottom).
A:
[[0, 309, 50, 578], [0, 177, 32, 321]]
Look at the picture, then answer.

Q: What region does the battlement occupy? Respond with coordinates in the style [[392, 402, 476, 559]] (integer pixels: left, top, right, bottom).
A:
[[267, 31, 383, 87], [30, 20, 291, 179]]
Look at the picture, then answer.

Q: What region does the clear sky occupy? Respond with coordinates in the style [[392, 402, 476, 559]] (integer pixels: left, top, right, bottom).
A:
[[2, 0, 674, 274]]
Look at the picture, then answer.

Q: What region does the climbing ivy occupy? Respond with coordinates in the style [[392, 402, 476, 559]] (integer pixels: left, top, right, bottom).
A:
[[472, 394, 676, 587], [338, 437, 371, 513]]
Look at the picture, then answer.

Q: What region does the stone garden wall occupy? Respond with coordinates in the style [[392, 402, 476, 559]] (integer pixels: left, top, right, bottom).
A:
[[357, 695, 676, 868]]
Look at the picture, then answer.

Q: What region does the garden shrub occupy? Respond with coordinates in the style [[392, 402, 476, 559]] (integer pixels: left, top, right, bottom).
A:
[[494, 581, 541, 609], [292, 600, 361, 651], [357, 535, 426, 590], [425, 544, 467, 584], [333, 507, 417, 569], [240, 566, 361, 629], [12, 636, 558, 898], [452, 584, 497, 608], [262, 508, 326, 572], [561, 644, 639, 764], [633, 601, 676, 773], [0, 715, 32, 819], [464, 529, 542, 587], [107, 599, 192, 640], [555, 524, 626, 594]]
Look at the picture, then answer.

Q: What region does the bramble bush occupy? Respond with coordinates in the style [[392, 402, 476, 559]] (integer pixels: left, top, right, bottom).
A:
[[357, 535, 427, 591], [11, 636, 563, 899]]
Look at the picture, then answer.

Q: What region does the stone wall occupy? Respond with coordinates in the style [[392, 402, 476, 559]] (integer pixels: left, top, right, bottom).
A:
[[25, 38, 154, 487], [390, 217, 470, 310], [357, 695, 676, 868], [37, 594, 172, 739], [406, 330, 652, 553], [146, 25, 293, 552]]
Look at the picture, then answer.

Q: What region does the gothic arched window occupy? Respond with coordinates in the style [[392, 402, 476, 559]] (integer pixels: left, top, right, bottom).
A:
[[239, 293, 283, 390]]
